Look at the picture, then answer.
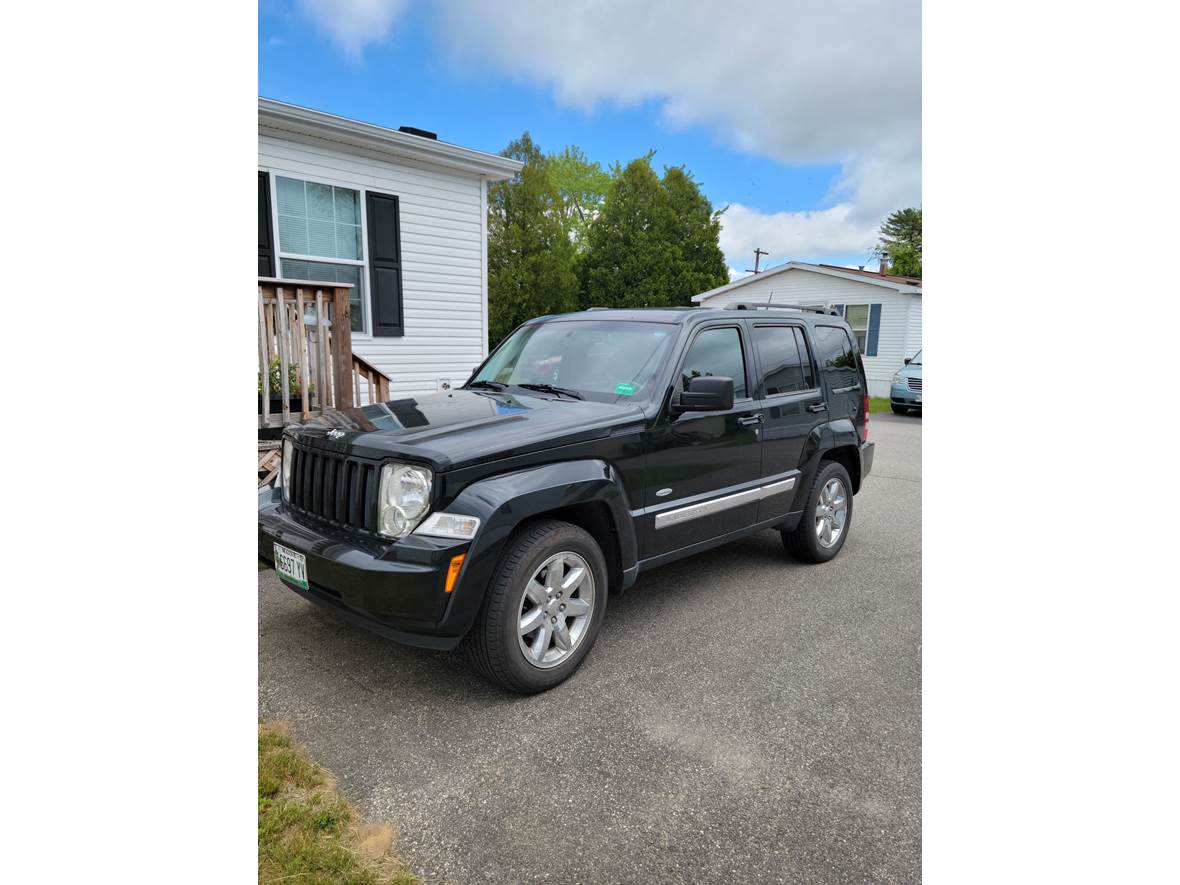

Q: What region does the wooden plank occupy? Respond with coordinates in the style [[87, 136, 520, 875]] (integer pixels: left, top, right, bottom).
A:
[[258, 287, 271, 427], [295, 288, 310, 420], [315, 289, 330, 409], [354, 364, 361, 406], [332, 286, 354, 408], [276, 287, 291, 426]]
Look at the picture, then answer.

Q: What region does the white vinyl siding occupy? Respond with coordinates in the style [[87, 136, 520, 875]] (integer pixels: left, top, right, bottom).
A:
[[260, 127, 487, 397], [697, 268, 922, 398]]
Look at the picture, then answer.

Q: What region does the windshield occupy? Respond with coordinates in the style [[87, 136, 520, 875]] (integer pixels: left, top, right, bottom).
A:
[[471, 320, 679, 402], [911, 350, 922, 365]]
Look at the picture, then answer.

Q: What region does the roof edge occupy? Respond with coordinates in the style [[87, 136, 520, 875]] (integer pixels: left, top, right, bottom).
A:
[[259, 97, 524, 180], [692, 261, 922, 302]]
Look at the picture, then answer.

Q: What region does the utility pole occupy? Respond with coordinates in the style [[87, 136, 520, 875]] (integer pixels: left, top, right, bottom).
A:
[[745, 248, 769, 274]]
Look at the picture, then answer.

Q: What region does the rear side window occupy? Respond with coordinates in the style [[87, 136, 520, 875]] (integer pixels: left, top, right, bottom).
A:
[[752, 325, 814, 396], [813, 325, 860, 390], [680, 327, 747, 399]]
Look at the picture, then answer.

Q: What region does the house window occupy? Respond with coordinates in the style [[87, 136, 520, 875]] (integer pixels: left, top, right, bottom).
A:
[[844, 304, 870, 352], [275, 176, 366, 332]]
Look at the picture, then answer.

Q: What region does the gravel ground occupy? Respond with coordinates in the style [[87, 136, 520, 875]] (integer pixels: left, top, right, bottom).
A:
[[259, 411, 922, 884]]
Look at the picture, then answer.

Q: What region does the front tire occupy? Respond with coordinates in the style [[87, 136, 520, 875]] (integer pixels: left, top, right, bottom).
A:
[[782, 461, 854, 563], [465, 519, 608, 693]]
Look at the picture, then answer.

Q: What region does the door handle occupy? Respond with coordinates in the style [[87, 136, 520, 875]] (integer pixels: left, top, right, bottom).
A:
[[738, 414, 765, 426], [807, 401, 828, 413]]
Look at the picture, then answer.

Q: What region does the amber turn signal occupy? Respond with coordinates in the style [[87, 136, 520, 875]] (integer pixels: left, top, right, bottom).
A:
[[444, 554, 466, 593]]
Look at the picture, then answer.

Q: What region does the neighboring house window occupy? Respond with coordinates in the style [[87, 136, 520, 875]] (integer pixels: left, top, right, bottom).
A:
[[752, 325, 814, 395], [844, 304, 870, 352], [275, 176, 365, 333], [681, 327, 747, 399], [834, 303, 882, 357]]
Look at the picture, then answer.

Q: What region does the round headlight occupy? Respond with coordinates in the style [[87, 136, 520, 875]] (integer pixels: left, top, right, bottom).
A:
[[378, 463, 434, 538]]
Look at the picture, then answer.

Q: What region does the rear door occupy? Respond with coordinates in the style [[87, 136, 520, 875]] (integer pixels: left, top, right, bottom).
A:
[[812, 322, 867, 435], [748, 322, 827, 521], [641, 323, 763, 559]]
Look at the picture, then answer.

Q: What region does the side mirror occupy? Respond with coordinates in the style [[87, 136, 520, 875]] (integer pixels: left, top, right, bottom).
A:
[[903, 357, 911, 365], [676, 376, 734, 414]]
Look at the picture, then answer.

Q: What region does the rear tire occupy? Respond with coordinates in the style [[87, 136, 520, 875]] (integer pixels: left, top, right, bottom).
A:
[[891, 404, 908, 415], [465, 519, 608, 693], [782, 460, 854, 563]]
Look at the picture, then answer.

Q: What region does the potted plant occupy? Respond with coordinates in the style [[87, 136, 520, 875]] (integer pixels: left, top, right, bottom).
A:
[[258, 356, 315, 414]]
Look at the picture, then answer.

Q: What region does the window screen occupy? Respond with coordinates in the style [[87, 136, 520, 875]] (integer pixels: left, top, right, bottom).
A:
[[680, 327, 747, 399], [753, 325, 814, 396]]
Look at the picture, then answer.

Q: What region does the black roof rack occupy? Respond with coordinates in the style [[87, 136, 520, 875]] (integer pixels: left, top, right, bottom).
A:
[[724, 302, 840, 316]]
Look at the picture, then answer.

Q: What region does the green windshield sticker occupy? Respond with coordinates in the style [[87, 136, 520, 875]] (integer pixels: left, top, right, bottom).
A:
[[615, 382, 636, 396]]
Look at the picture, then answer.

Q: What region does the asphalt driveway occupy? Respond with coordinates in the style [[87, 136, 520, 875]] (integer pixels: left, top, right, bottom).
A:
[[259, 411, 921, 884]]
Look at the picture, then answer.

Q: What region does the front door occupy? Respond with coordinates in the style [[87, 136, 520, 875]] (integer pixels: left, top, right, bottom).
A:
[[748, 322, 827, 521], [641, 324, 764, 559]]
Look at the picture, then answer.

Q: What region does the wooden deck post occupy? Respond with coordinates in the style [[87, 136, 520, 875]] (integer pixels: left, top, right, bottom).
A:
[[331, 286, 354, 408], [295, 288, 310, 420], [276, 287, 292, 426], [258, 285, 271, 427]]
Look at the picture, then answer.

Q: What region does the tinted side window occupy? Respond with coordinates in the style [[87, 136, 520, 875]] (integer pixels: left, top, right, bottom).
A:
[[813, 325, 859, 390], [753, 326, 810, 395], [681, 327, 747, 399]]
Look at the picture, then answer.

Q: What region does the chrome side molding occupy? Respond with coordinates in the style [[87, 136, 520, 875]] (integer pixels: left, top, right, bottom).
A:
[[653, 476, 797, 530]]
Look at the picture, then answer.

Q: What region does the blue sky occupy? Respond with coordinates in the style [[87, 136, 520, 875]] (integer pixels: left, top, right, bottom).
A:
[[259, 0, 921, 277]]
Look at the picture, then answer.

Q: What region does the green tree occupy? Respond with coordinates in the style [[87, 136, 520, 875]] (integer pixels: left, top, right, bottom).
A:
[[487, 133, 580, 347], [547, 145, 613, 250], [876, 207, 922, 277], [578, 156, 728, 310]]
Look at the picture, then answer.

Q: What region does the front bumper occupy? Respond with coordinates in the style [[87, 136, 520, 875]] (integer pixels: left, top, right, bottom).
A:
[[890, 381, 922, 406], [258, 487, 472, 650]]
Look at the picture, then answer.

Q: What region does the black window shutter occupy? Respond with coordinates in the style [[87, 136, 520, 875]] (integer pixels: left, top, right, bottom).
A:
[[365, 191, 405, 337], [258, 171, 275, 277]]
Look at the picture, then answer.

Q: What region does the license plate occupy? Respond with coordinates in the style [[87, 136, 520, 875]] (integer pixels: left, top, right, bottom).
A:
[[273, 543, 308, 590]]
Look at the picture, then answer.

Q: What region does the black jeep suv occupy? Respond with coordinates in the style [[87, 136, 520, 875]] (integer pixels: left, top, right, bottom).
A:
[[259, 305, 874, 693]]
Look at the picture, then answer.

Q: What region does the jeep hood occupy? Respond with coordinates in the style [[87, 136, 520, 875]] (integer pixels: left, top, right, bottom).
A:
[[289, 389, 646, 470]]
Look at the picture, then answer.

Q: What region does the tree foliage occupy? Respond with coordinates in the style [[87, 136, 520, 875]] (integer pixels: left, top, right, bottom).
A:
[[577, 156, 728, 310], [877, 207, 922, 277], [486, 133, 580, 346], [547, 146, 613, 250]]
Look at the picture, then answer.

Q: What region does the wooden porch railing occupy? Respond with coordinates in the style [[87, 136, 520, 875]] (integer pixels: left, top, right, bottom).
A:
[[258, 278, 392, 428]]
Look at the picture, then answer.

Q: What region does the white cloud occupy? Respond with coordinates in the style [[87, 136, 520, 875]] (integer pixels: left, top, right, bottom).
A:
[[298, 0, 410, 56], [300, 1, 921, 259], [718, 202, 882, 270], [431, 0, 920, 262]]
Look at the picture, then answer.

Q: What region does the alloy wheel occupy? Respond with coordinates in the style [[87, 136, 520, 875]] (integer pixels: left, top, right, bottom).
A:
[[517, 551, 595, 669], [815, 477, 848, 548]]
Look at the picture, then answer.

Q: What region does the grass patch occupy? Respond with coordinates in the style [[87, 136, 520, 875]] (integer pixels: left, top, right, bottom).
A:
[[259, 722, 418, 885], [868, 396, 894, 413]]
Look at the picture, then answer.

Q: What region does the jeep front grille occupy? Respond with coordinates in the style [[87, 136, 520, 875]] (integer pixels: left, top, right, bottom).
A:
[[286, 444, 379, 533]]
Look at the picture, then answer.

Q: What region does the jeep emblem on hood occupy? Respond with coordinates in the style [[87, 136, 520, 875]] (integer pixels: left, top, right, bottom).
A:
[[327, 429, 346, 440]]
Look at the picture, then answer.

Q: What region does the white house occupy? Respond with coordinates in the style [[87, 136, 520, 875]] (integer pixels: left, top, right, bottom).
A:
[[258, 98, 523, 397], [692, 261, 923, 397]]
